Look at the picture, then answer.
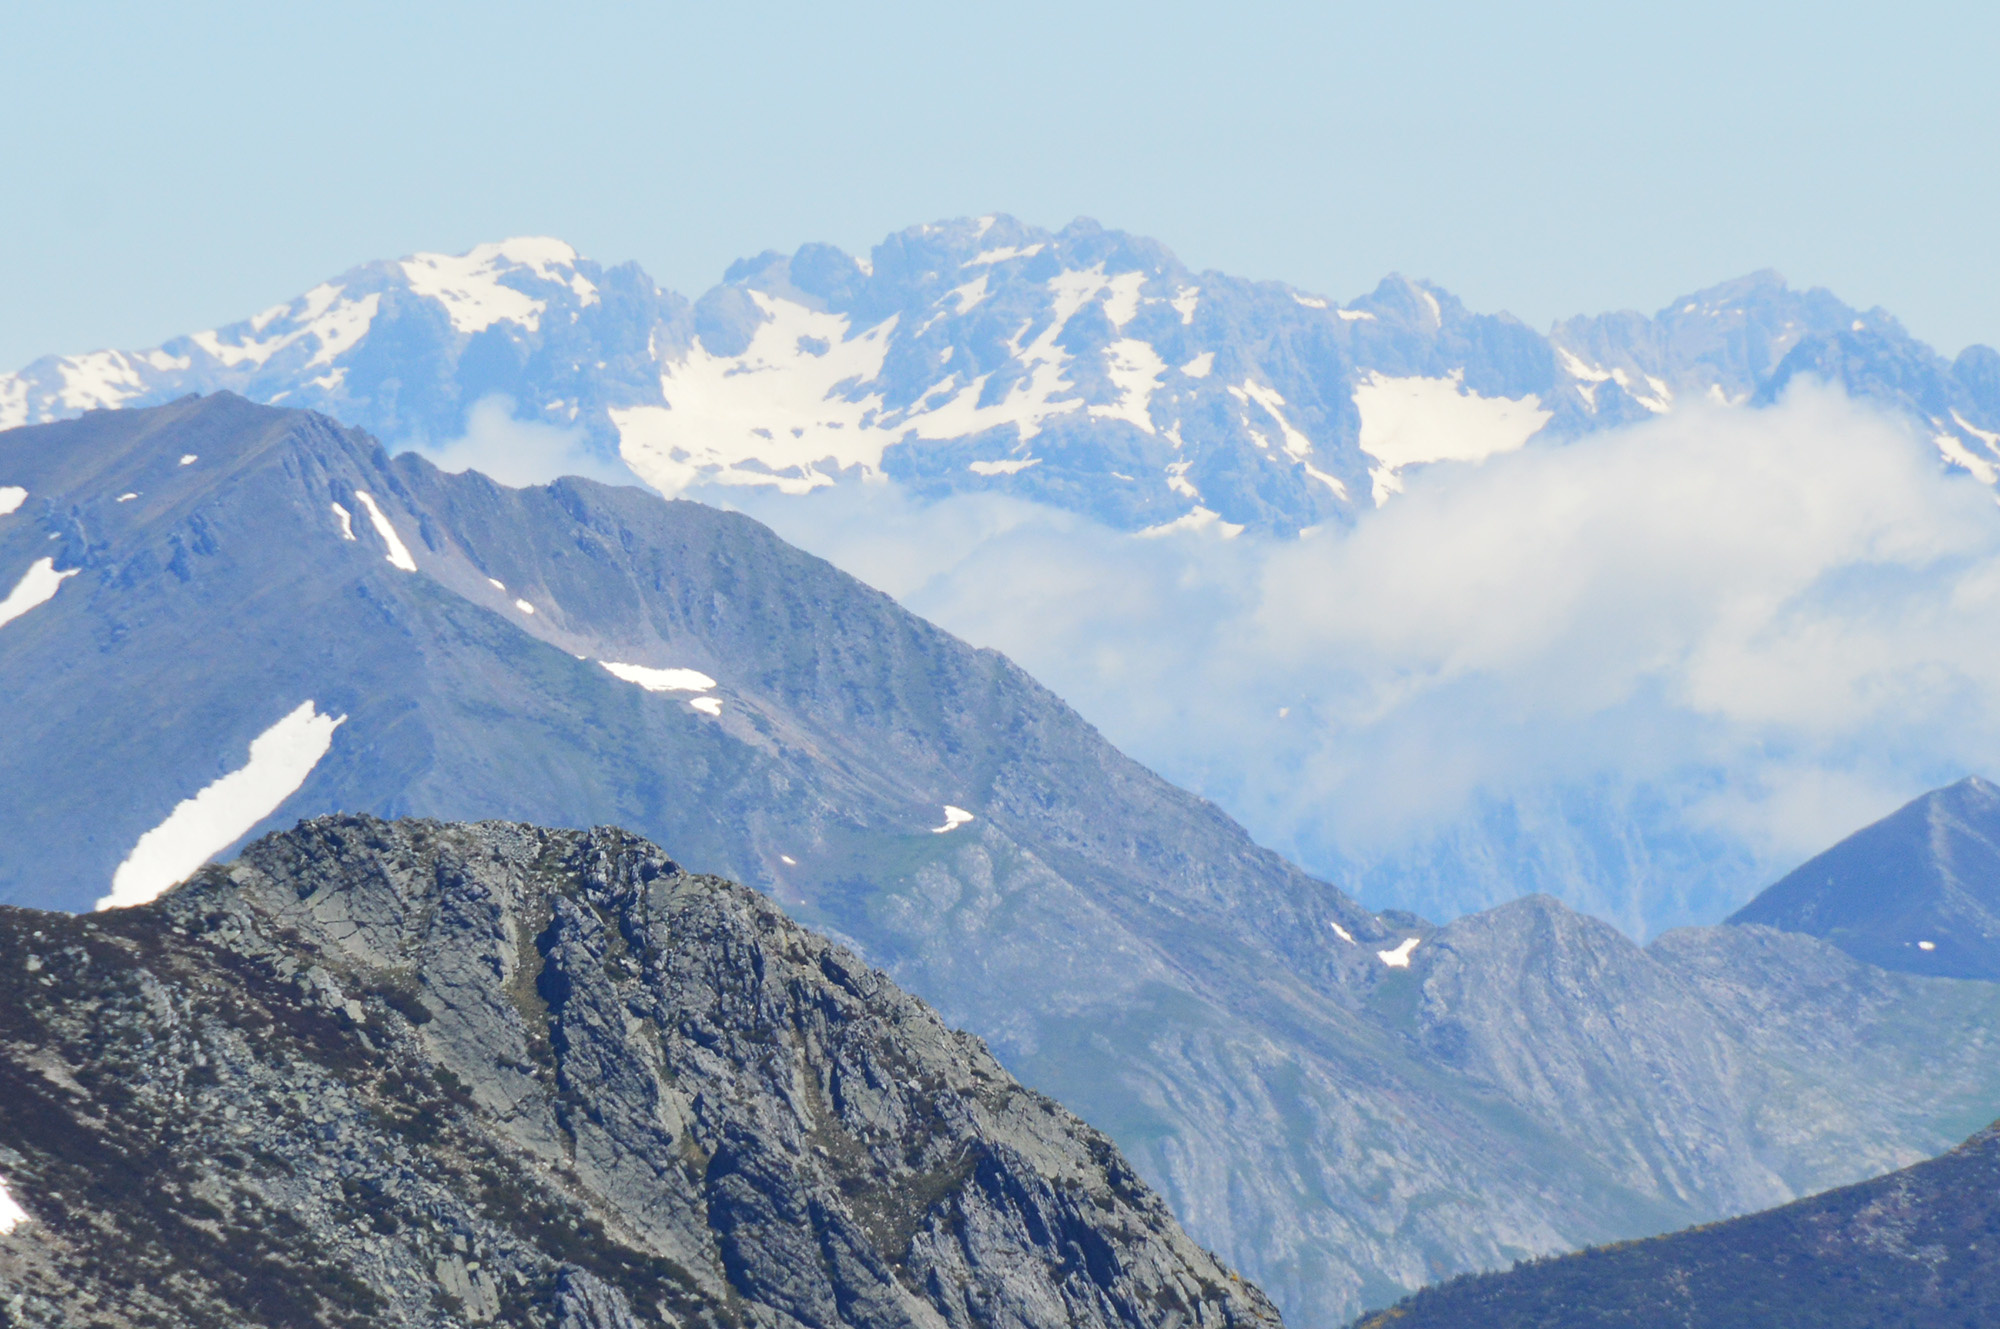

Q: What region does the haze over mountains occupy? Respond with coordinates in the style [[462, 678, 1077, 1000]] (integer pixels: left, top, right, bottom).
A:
[[7, 217, 2000, 939], [7, 395, 2000, 1325]]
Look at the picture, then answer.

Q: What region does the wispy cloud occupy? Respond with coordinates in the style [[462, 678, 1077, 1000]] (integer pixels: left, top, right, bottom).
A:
[[712, 384, 2000, 935], [407, 395, 642, 489]]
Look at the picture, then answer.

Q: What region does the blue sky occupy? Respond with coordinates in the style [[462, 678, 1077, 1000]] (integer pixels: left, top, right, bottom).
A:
[[3, 1, 1995, 368]]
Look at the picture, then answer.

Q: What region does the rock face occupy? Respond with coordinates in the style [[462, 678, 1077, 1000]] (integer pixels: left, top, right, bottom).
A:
[[1730, 775, 2000, 980], [1353, 1120, 2000, 1328], [0, 815, 1281, 1329]]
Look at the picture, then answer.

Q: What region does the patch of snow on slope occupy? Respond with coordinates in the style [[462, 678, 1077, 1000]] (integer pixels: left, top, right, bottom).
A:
[[1934, 432, 1997, 485], [1953, 411, 2000, 461], [0, 557, 78, 629], [0, 376, 27, 430], [117, 492, 137, 502], [1165, 460, 1201, 499], [1293, 294, 1328, 309], [1336, 307, 1375, 322], [1138, 506, 1245, 539], [931, 805, 975, 833], [1101, 271, 1146, 329], [1171, 287, 1199, 324], [330, 502, 355, 540], [180, 454, 197, 465], [968, 244, 1044, 266], [1231, 382, 1347, 498], [0, 1175, 29, 1233], [1329, 921, 1355, 943], [56, 352, 151, 412], [598, 661, 717, 693], [1181, 352, 1214, 379], [98, 701, 346, 910], [948, 273, 990, 311], [689, 696, 723, 716], [399, 238, 595, 334], [614, 294, 898, 495], [1094, 339, 1165, 433], [0, 486, 24, 515], [969, 457, 1040, 475], [1377, 936, 1420, 967], [351, 491, 417, 571], [1353, 370, 1552, 505], [189, 285, 381, 370], [514, 599, 535, 615]]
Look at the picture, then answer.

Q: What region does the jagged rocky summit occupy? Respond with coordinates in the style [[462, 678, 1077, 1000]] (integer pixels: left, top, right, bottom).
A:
[[0, 815, 1281, 1329], [1352, 1118, 2000, 1328], [6, 219, 1999, 537]]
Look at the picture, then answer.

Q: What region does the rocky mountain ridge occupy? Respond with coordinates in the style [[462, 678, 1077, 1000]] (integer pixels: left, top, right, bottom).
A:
[[1354, 1117, 2000, 1327], [0, 815, 1281, 1329], [4, 219, 1993, 537]]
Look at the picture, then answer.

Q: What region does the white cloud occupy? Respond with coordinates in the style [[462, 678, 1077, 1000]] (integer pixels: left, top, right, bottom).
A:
[[408, 395, 641, 489], [712, 385, 2000, 936]]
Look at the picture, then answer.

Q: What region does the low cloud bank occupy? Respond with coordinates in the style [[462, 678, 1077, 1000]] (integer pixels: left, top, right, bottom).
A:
[[408, 396, 642, 489], [713, 386, 2000, 936]]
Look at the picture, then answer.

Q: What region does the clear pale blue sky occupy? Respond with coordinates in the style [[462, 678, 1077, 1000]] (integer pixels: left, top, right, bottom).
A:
[[4, 1, 1995, 369]]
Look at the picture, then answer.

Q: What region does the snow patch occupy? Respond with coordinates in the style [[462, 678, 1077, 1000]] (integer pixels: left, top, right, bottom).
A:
[[614, 294, 898, 495], [1171, 287, 1200, 325], [487, 577, 506, 590], [968, 244, 1044, 266], [54, 351, 151, 412], [1093, 339, 1166, 433], [1919, 940, 1938, 951], [931, 805, 975, 834], [98, 701, 346, 910], [189, 285, 380, 370], [1292, 294, 1328, 309], [689, 696, 723, 716], [1377, 936, 1420, 967], [598, 661, 717, 693], [969, 457, 1040, 476], [399, 237, 595, 334], [330, 502, 355, 540], [514, 599, 535, 615], [180, 454, 198, 466], [1165, 460, 1201, 499], [1181, 352, 1214, 379], [948, 273, 990, 311], [1329, 921, 1355, 943], [1935, 432, 1998, 485], [1336, 307, 1376, 322], [1230, 381, 1347, 498], [117, 492, 138, 503], [0, 486, 24, 515], [1101, 272, 1146, 329], [0, 1175, 29, 1233], [1138, 506, 1244, 539], [0, 557, 78, 629], [1353, 370, 1552, 504], [350, 491, 417, 571]]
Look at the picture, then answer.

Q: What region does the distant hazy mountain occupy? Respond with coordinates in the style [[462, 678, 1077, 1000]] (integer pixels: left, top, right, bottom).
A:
[[6, 395, 2000, 1326], [1730, 776, 2000, 980], [6, 219, 1997, 536], [0, 815, 1283, 1329], [1354, 1118, 2000, 1328]]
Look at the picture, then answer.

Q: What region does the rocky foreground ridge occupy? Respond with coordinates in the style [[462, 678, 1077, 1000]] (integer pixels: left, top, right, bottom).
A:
[[0, 815, 1279, 1329]]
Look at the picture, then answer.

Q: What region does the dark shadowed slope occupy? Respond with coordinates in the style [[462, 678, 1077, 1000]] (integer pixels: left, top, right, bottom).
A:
[[0, 815, 1282, 1329], [1730, 776, 2000, 980], [1352, 1119, 2000, 1329]]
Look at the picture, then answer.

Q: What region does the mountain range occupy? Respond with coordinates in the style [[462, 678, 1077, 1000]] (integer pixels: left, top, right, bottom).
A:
[[7, 218, 1997, 536], [6, 394, 2000, 1325], [5, 218, 1993, 942]]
